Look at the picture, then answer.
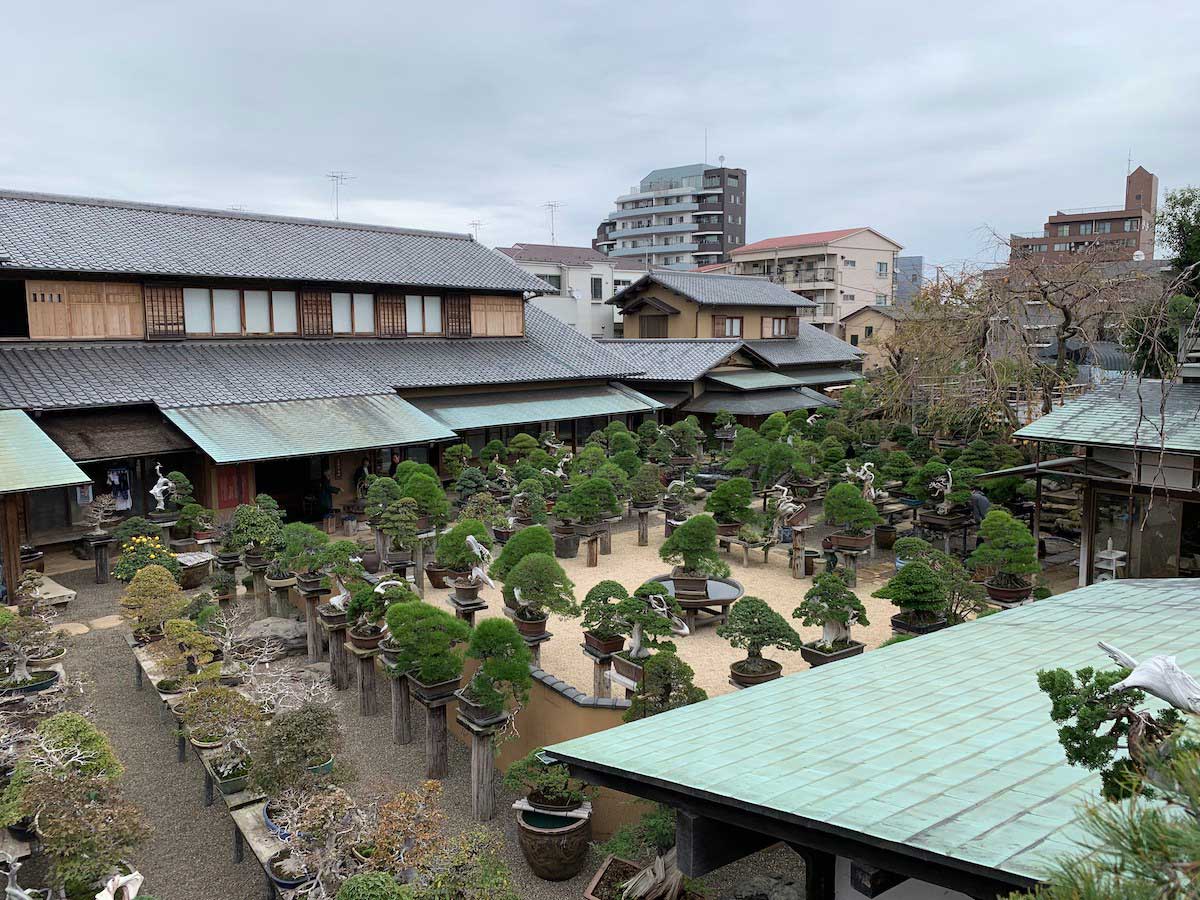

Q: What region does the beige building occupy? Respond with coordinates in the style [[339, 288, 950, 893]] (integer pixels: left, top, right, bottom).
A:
[[728, 227, 903, 332], [839, 305, 904, 373]]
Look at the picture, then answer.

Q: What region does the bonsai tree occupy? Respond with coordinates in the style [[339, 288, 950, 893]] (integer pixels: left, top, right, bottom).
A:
[[120, 563, 188, 634], [819, 436, 847, 467], [248, 702, 340, 795], [460, 618, 532, 717], [279, 521, 330, 574], [714, 410, 737, 432], [488, 525, 554, 581], [507, 432, 539, 460], [228, 500, 282, 555], [668, 417, 704, 458], [338, 873, 407, 900], [505, 552, 578, 623], [480, 439, 506, 465], [608, 430, 639, 457], [624, 651, 707, 722], [581, 580, 629, 644], [636, 420, 661, 454], [455, 466, 489, 502], [629, 463, 663, 506], [0, 608, 55, 686], [160, 616, 218, 683], [822, 482, 882, 536], [881, 450, 917, 485], [166, 470, 195, 506], [502, 748, 587, 809], [461, 490, 511, 531], [364, 475, 404, 521], [704, 477, 754, 525], [385, 601, 471, 685], [176, 502, 214, 535], [402, 472, 451, 527], [557, 476, 621, 525], [510, 478, 547, 525], [611, 449, 643, 478], [391, 459, 438, 492], [872, 559, 946, 625], [658, 514, 730, 578], [435, 519, 491, 575], [112, 534, 181, 583], [967, 509, 1039, 589], [759, 411, 789, 442], [177, 684, 262, 743], [647, 432, 675, 466], [717, 596, 803, 677], [345, 581, 387, 629], [569, 444, 607, 480], [379, 497, 420, 556], [594, 462, 630, 499], [443, 443, 473, 481], [793, 572, 870, 650]]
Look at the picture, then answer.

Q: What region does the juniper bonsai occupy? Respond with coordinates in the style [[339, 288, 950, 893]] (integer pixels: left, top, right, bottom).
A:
[[793, 572, 869, 650], [435, 519, 491, 572], [461, 618, 532, 716], [402, 472, 450, 527], [624, 651, 707, 722], [581, 580, 629, 641], [364, 475, 404, 521], [629, 463, 663, 505], [505, 552, 578, 622], [967, 508, 1039, 589], [823, 482, 882, 536], [454, 466, 489, 501], [704, 476, 754, 525], [488, 525, 553, 581], [658, 514, 730, 578], [443, 443, 473, 481], [557, 475, 621, 524], [872, 559, 946, 624], [717, 596, 803, 675], [502, 748, 587, 808]]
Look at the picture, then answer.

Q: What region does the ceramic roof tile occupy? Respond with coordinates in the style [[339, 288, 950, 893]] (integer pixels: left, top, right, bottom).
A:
[[596, 340, 745, 382], [614, 271, 819, 309]]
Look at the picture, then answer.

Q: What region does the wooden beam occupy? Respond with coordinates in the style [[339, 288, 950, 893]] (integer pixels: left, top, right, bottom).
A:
[[850, 861, 908, 897], [0, 494, 23, 600], [786, 843, 836, 900], [675, 810, 776, 878]]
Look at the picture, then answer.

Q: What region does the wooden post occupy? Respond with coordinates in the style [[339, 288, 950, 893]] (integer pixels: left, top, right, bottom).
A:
[[599, 526, 612, 555], [0, 494, 23, 602], [390, 675, 412, 745], [303, 592, 323, 663], [250, 566, 269, 620], [327, 622, 350, 690], [270, 586, 291, 619], [91, 536, 114, 584], [637, 509, 649, 547], [347, 644, 379, 716], [468, 726, 497, 821], [425, 703, 449, 779], [593, 658, 610, 698], [586, 536, 599, 568], [413, 540, 426, 597]]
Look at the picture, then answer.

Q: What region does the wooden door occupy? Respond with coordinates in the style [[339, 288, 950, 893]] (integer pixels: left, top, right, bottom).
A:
[[25, 281, 71, 338], [102, 283, 144, 337]]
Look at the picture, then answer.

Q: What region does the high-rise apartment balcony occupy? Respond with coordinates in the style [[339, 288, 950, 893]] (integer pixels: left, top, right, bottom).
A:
[[611, 222, 699, 239], [608, 201, 699, 220], [696, 201, 724, 214], [610, 243, 698, 257], [768, 267, 836, 288]]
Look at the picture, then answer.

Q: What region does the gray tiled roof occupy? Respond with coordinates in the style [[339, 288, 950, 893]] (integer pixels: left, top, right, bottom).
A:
[[683, 387, 839, 415], [0, 306, 638, 411], [0, 189, 550, 293], [497, 244, 610, 266], [1014, 380, 1200, 453], [613, 271, 819, 309], [597, 339, 744, 382], [746, 324, 864, 366]]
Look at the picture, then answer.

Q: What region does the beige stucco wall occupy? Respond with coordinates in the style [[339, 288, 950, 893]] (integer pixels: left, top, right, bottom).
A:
[[840, 309, 897, 372]]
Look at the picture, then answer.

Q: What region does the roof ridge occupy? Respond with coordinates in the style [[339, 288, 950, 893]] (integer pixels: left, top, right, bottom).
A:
[[0, 188, 473, 241]]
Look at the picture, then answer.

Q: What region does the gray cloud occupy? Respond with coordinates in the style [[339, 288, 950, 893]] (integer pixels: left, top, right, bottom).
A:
[[3, 0, 1197, 270]]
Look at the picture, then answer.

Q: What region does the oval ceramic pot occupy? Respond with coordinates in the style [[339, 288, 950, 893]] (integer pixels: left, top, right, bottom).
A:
[[0, 669, 60, 696], [492, 526, 516, 544], [307, 756, 335, 776], [516, 809, 592, 881], [264, 574, 296, 589], [890, 613, 949, 635], [830, 531, 872, 551], [631, 500, 657, 511], [155, 678, 185, 695], [263, 800, 288, 838], [729, 658, 783, 687], [193, 529, 218, 542], [800, 641, 865, 668], [243, 549, 267, 568], [583, 631, 624, 656], [425, 564, 451, 589], [984, 581, 1033, 604], [515, 614, 549, 639], [408, 674, 461, 705], [189, 734, 225, 750], [28, 647, 66, 669], [348, 626, 384, 650], [267, 848, 311, 890]]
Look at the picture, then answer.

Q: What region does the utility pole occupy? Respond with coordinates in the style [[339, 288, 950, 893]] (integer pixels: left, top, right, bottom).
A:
[[542, 201, 563, 245], [325, 171, 354, 220], [468, 220, 483, 240]]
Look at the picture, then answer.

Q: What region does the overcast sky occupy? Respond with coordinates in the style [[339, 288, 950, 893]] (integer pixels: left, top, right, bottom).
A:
[[4, 1, 1198, 271]]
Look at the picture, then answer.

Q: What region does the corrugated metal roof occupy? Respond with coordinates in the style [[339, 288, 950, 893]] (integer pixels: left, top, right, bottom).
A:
[[0, 189, 549, 293], [704, 370, 803, 391], [0, 409, 89, 494], [160, 395, 455, 464], [410, 384, 662, 432], [1013, 380, 1200, 453], [784, 367, 865, 387], [613, 271, 819, 309], [548, 579, 1200, 885], [683, 387, 837, 415]]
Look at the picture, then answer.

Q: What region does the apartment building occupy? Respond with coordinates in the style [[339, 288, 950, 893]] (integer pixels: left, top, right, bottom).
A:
[[894, 255, 925, 304], [1010, 165, 1158, 262], [728, 228, 903, 332], [496, 243, 645, 338], [592, 163, 747, 270]]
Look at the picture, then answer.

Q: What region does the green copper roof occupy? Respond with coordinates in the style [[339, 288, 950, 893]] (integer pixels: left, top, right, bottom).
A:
[[0, 409, 90, 495], [683, 387, 837, 416], [1014, 380, 1200, 453], [548, 579, 1200, 886], [410, 384, 662, 432], [704, 370, 803, 391], [784, 367, 864, 387], [161, 394, 455, 464]]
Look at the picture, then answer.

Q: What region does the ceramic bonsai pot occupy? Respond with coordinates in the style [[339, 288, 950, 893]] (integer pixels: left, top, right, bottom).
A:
[[729, 658, 782, 687], [193, 528, 218, 542], [408, 673, 461, 705], [377, 638, 403, 669], [830, 531, 872, 551], [359, 548, 381, 573], [217, 551, 241, 568], [874, 524, 897, 550], [306, 756, 335, 775], [890, 613, 948, 635], [553, 531, 579, 559], [516, 809, 592, 881], [267, 849, 311, 890], [515, 614, 550, 638], [295, 571, 324, 594], [584, 856, 642, 900], [574, 522, 606, 538], [242, 548, 267, 568], [27, 647, 66, 669], [188, 734, 225, 750], [984, 580, 1033, 604], [450, 579, 481, 603], [800, 640, 865, 667], [492, 525, 516, 543], [0, 669, 60, 696], [714, 427, 737, 441], [216, 771, 249, 795], [264, 573, 296, 589], [631, 500, 657, 511], [316, 604, 347, 627], [715, 521, 741, 537], [671, 568, 709, 597], [583, 631, 624, 655], [348, 624, 385, 650], [385, 548, 413, 566], [425, 562, 451, 589], [453, 689, 509, 728], [611, 654, 644, 684]]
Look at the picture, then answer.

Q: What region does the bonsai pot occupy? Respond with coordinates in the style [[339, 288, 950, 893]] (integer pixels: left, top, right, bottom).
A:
[[890, 613, 948, 635], [306, 756, 335, 775], [670, 455, 696, 467], [729, 658, 783, 687], [715, 521, 741, 537], [585, 856, 640, 900], [408, 673, 461, 704], [611, 653, 644, 684], [28, 647, 66, 669], [803, 549, 820, 576], [671, 567, 709, 597], [188, 733, 225, 750], [193, 528, 218, 541], [348, 624, 385, 650], [631, 500, 657, 510], [516, 808, 591, 881], [874, 524, 897, 550], [715, 427, 737, 441], [155, 677, 184, 694], [553, 531, 579, 559], [425, 562, 451, 589], [359, 548, 381, 573], [527, 790, 583, 814], [515, 613, 550, 638], [264, 573, 296, 589], [450, 579, 481, 603], [215, 770, 249, 795], [414, 514, 431, 533], [583, 631, 624, 655], [1, 669, 60, 696], [378, 638, 403, 669], [492, 525, 516, 543], [830, 531, 872, 551], [385, 548, 413, 566], [242, 548, 267, 568], [800, 640, 865, 667], [575, 522, 605, 538], [148, 510, 174, 523], [984, 580, 1034, 604], [267, 848, 311, 890], [551, 521, 577, 537], [6, 818, 37, 843], [316, 604, 348, 627], [454, 688, 509, 728], [295, 571, 324, 594]]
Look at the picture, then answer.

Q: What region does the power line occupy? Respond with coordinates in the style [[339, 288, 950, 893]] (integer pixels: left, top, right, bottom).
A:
[[325, 171, 354, 220], [542, 201, 563, 245]]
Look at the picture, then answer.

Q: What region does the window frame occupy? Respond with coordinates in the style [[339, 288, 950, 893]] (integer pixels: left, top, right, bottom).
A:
[[404, 294, 444, 336]]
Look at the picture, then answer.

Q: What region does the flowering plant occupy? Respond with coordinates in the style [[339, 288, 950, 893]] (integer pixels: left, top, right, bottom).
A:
[[112, 534, 181, 583]]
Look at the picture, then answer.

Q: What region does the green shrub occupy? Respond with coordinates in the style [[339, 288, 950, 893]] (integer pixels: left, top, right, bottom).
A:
[[967, 509, 1039, 588], [637, 420, 661, 454], [629, 463, 663, 504], [248, 703, 340, 795], [823, 483, 882, 535], [346, 581, 387, 625], [704, 477, 754, 524], [759, 411, 789, 442], [570, 444, 608, 479], [176, 502, 214, 534], [364, 475, 404, 520], [443, 443, 473, 481], [506, 552, 578, 621], [480, 440, 506, 464], [792, 572, 869, 650], [717, 597, 802, 673], [462, 618, 532, 715], [892, 535, 933, 561], [624, 651, 707, 722], [380, 497, 421, 551], [602, 805, 677, 860], [385, 601, 471, 684], [435, 519, 491, 571], [557, 476, 621, 524], [872, 560, 946, 623], [668, 417, 704, 457], [879, 633, 917, 647], [612, 449, 643, 479], [392, 460, 439, 493], [228, 501, 282, 552], [659, 515, 729, 578], [112, 535, 181, 583], [112, 516, 159, 547], [881, 450, 917, 484], [403, 472, 450, 526], [489, 525, 554, 581]]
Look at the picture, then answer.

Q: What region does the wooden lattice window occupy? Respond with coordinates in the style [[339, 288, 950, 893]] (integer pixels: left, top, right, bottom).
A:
[[144, 285, 185, 338], [444, 294, 471, 338], [300, 290, 333, 336], [377, 293, 406, 337]]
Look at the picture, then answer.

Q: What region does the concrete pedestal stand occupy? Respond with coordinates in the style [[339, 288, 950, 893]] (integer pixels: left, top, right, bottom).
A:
[[345, 643, 380, 717], [300, 588, 326, 663], [636, 509, 651, 546], [89, 535, 114, 584], [582, 644, 614, 699], [247, 561, 270, 620], [456, 712, 505, 822], [317, 614, 350, 690], [389, 672, 412, 745]]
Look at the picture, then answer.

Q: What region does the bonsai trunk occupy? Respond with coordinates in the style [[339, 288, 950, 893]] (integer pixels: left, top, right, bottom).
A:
[[9, 649, 31, 683], [822, 621, 851, 648], [628, 623, 651, 659]]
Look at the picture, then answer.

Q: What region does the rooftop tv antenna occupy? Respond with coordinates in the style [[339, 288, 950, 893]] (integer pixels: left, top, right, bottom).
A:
[[542, 201, 563, 245], [325, 171, 354, 220], [468, 220, 483, 240]]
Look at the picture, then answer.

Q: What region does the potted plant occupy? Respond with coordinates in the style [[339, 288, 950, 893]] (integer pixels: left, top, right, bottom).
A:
[[793, 572, 870, 666], [629, 463, 663, 510], [386, 602, 471, 703], [0, 608, 61, 695], [403, 472, 450, 533], [177, 502, 216, 540], [112, 533, 182, 583], [713, 410, 738, 441], [489, 525, 554, 608], [873, 559, 948, 634], [377, 496, 420, 567], [229, 501, 283, 567], [823, 482, 883, 550], [511, 478, 548, 526], [717, 596, 803, 687], [667, 417, 704, 464], [159, 616, 218, 686], [454, 466, 489, 504], [443, 443, 473, 481], [967, 509, 1039, 603], [455, 618, 532, 727], [177, 684, 262, 749], [436, 519, 491, 590], [364, 474, 404, 524], [658, 514, 730, 597], [480, 439, 506, 466], [505, 748, 592, 880], [209, 741, 252, 795], [892, 535, 932, 571], [580, 580, 629, 655], [345, 581, 388, 649], [249, 702, 341, 798], [279, 522, 330, 591], [558, 476, 621, 536], [505, 552, 578, 638], [119, 563, 188, 641], [623, 649, 707, 722], [264, 554, 296, 589], [705, 477, 754, 536], [376, 584, 420, 668], [610, 581, 683, 685]]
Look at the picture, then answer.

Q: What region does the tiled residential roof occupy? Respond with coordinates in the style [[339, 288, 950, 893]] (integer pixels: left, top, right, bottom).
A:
[[0, 306, 639, 411], [732, 228, 866, 255], [613, 271, 819, 309], [0, 189, 550, 293], [746, 325, 863, 366], [1014, 380, 1200, 452], [704, 370, 804, 391], [409, 384, 662, 431], [549, 579, 1200, 887], [497, 244, 611, 266], [597, 339, 744, 382], [840, 304, 906, 322]]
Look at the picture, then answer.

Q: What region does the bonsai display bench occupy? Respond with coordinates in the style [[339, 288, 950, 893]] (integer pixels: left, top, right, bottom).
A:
[[916, 511, 972, 556], [229, 801, 285, 900], [389, 672, 412, 745], [344, 642, 380, 717], [581, 643, 615, 699], [718, 536, 775, 567], [316, 616, 350, 690], [519, 629, 553, 667], [676, 593, 734, 632], [456, 711, 506, 822], [199, 746, 266, 811]]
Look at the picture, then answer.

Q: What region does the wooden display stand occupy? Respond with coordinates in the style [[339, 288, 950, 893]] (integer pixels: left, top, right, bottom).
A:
[[247, 561, 270, 620], [448, 594, 487, 626], [390, 673, 412, 745], [301, 589, 326, 663], [457, 712, 506, 821], [581, 644, 614, 699], [637, 508, 651, 546], [585, 534, 600, 567], [317, 616, 350, 690], [832, 547, 870, 587], [419, 692, 453, 780], [89, 535, 114, 584], [345, 643, 380, 717]]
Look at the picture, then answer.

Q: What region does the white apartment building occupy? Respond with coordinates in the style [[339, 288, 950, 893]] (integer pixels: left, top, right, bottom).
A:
[[496, 243, 645, 338], [729, 228, 903, 333]]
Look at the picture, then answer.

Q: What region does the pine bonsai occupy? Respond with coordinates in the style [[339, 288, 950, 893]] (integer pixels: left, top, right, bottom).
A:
[[569, 444, 608, 479], [385, 601, 471, 684], [704, 476, 754, 525], [454, 466, 489, 502], [507, 432, 539, 460], [881, 450, 917, 484], [637, 419, 661, 454], [581, 580, 629, 642], [713, 410, 737, 431], [793, 572, 869, 651], [379, 497, 420, 555], [505, 552, 578, 622], [402, 472, 450, 527], [112, 515, 159, 548], [717, 596, 803, 676], [461, 618, 532, 716], [613, 581, 683, 660], [623, 651, 707, 722], [608, 430, 639, 457], [659, 515, 730, 578], [872, 560, 946, 624], [391, 460, 438, 493], [511, 478, 548, 524], [629, 463, 663, 505], [759, 411, 789, 442], [668, 417, 704, 458], [480, 439, 506, 465], [364, 475, 404, 521], [823, 483, 882, 536], [435, 519, 491, 572], [558, 476, 621, 525], [967, 509, 1039, 589], [611, 449, 643, 479], [594, 462, 630, 499], [443, 443, 473, 481], [166, 470, 195, 506], [279, 521, 330, 573], [488, 525, 554, 581], [502, 748, 587, 809]]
